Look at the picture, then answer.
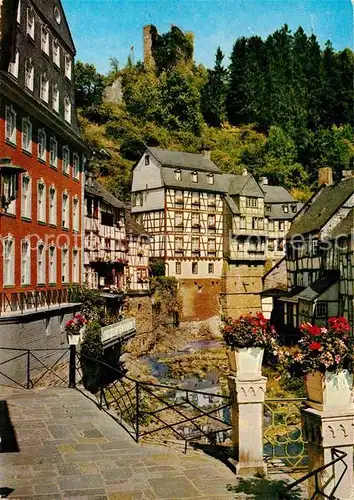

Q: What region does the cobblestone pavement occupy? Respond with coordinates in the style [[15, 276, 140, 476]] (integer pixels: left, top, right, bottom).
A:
[[0, 386, 242, 499]]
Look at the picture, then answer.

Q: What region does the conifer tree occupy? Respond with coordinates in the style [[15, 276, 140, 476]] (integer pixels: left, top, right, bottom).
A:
[[201, 47, 228, 127]]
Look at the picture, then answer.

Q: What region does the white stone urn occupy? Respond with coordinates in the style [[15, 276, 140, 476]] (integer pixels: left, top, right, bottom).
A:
[[305, 370, 354, 411], [68, 334, 80, 345], [228, 347, 264, 380]]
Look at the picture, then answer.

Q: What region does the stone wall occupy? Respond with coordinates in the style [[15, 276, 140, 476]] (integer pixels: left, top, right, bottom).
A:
[[0, 305, 78, 385], [220, 263, 264, 318], [263, 257, 287, 291], [103, 78, 123, 104], [124, 293, 153, 337], [178, 278, 221, 322]]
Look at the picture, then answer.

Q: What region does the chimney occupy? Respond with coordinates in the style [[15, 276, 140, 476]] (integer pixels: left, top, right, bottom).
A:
[[242, 168, 248, 176], [260, 176, 268, 185], [318, 167, 333, 186], [201, 147, 211, 160], [342, 170, 354, 180], [143, 25, 156, 68]]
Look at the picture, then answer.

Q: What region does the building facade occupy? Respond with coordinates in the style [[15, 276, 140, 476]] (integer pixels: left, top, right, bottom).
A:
[[131, 147, 298, 322], [0, 0, 87, 358]]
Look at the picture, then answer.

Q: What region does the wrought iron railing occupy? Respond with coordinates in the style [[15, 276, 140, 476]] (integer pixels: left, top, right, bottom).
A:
[[0, 346, 70, 388], [279, 447, 348, 499], [75, 352, 232, 453], [0, 288, 74, 315], [264, 398, 308, 470]]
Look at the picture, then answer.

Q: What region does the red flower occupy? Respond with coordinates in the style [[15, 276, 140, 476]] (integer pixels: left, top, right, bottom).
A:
[[309, 325, 321, 336], [309, 341, 322, 351]]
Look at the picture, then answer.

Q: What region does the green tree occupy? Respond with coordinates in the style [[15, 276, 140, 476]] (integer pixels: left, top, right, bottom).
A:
[[201, 47, 228, 127], [153, 26, 194, 73], [80, 322, 104, 393], [75, 61, 105, 108]]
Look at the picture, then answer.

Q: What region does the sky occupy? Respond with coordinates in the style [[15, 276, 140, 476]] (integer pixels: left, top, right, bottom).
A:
[[61, 0, 353, 74]]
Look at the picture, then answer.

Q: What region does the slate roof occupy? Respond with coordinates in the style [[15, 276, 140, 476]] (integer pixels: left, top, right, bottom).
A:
[[161, 167, 226, 193], [148, 147, 222, 173], [287, 178, 354, 237], [262, 185, 296, 203], [267, 202, 303, 221], [124, 207, 148, 236], [328, 208, 354, 239], [223, 174, 264, 198], [85, 180, 125, 209], [225, 195, 240, 215], [295, 271, 340, 302]]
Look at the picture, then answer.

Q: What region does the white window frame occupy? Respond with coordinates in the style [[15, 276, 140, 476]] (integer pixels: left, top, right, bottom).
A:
[[192, 171, 198, 183], [49, 245, 57, 283], [207, 174, 214, 185], [8, 50, 19, 78], [52, 84, 59, 112], [21, 174, 32, 219], [26, 7, 34, 38], [174, 169, 182, 181], [175, 262, 181, 275], [21, 238, 31, 285], [3, 174, 16, 215], [72, 197, 79, 231], [64, 96, 72, 123], [49, 186, 57, 226], [3, 236, 15, 286], [62, 146, 70, 174], [41, 24, 49, 54], [21, 117, 32, 153], [65, 54, 72, 80], [72, 249, 79, 283], [17, 0, 21, 23], [37, 180, 46, 222], [61, 247, 69, 283], [246, 197, 258, 208], [62, 192, 69, 228], [40, 73, 49, 102], [192, 262, 198, 274], [52, 38, 60, 66], [37, 243, 46, 284], [192, 237, 200, 252], [37, 128, 46, 161], [73, 153, 80, 179], [5, 105, 16, 144], [50, 136, 58, 168], [24, 59, 34, 91]]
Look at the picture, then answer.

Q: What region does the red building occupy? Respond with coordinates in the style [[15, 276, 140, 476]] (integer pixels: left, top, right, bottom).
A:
[[0, 0, 87, 363]]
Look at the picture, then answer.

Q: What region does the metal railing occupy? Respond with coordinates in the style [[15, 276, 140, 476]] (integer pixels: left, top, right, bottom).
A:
[[280, 447, 348, 499], [264, 398, 308, 470], [0, 288, 73, 315], [0, 346, 70, 388], [75, 352, 232, 453]]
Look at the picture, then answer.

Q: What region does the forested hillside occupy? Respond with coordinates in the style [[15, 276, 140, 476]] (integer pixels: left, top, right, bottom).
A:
[[75, 25, 354, 201]]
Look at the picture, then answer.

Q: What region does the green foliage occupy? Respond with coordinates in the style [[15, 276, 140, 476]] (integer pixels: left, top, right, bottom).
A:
[[75, 61, 105, 108], [80, 322, 104, 393], [152, 26, 194, 73], [201, 47, 228, 127], [69, 284, 105, 324], [149, 258, 166, 277], [151, 276, 181, 324]]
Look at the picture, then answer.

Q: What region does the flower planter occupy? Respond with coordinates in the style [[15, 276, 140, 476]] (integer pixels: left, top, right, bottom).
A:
[[305, 370, 354, 411], [228, 347, 264, 380], [68, 334, 80, 345]]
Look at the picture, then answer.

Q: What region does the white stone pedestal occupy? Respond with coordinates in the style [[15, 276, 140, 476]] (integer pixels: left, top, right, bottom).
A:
[[228, 375, 267, 476], [302, 406, 354, 499]]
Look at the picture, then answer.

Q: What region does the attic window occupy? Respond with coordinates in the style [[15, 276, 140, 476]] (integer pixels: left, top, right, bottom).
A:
[[266, 204, 271, 213], [145, 155, 150, 166], [283, 204, 289, 213], [174, 169, 181, 181], [192, 171, 198, 183], [54, 6, 61, 24], [291, 204, 297, 213], [207, 173, 214, 185]]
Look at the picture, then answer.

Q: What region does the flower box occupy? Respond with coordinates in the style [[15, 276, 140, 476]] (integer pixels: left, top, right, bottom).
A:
[[305, 370, 354, 411], [228, 347, 264, 380]]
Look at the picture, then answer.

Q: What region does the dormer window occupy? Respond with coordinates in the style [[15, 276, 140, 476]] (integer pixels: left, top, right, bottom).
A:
[[64, 96, 72, 123], [207, 173, 214, 185], [27, 8, 35, 38], [145, 154, 150, 166], [41, 25, 49, 54], [192, 171, 198, 183], [291, 204, 297, 213], [52, 84, 59, 112], [54, 6, 61, 24], [53, 38, 60, 66], [8, 50, 19, 78], [283, 204, 289, 213], [174, 169, 181, 181], [266, 204, 271, 213], [24, 59, 34, 91]]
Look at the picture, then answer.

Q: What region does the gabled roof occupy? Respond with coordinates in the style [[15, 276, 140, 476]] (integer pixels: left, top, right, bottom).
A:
[[328, 208, 354, 239], [287, 178, 354, 237], [32, 0, 76, 54], [225, 194, 240, 215], [85, 180, 125, 209], [296, 271, 340, 302], [148, 147, 222, 173], [223, 174, 264, 198], [262, 185, 296, 203]]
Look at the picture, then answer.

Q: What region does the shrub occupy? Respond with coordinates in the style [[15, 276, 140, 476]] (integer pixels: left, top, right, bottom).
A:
[[80, 322, 104, 394]]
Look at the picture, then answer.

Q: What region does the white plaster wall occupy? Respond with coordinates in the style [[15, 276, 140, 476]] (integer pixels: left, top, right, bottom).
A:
[[132, 151, 163, 191], [132, 188, 165, 213], [165, 259, 223, 279]]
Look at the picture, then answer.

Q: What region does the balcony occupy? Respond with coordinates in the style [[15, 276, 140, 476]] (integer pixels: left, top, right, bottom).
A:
[[101, 317, 136, 347]]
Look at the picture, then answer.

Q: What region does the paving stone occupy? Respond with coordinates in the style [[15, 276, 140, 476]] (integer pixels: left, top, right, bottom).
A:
[[62, 489, 107, 498], [59, 474, 104, 491], [102, 468, 133, 482], [82, 429, 104, 438], [148, 476, 202, 498], [33, 483, 60, 495]]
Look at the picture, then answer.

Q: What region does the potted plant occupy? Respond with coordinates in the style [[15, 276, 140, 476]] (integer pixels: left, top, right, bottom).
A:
[[285, 317, 354, 411], [65, 313, 87, 345], [221, 312, 277, 380]]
